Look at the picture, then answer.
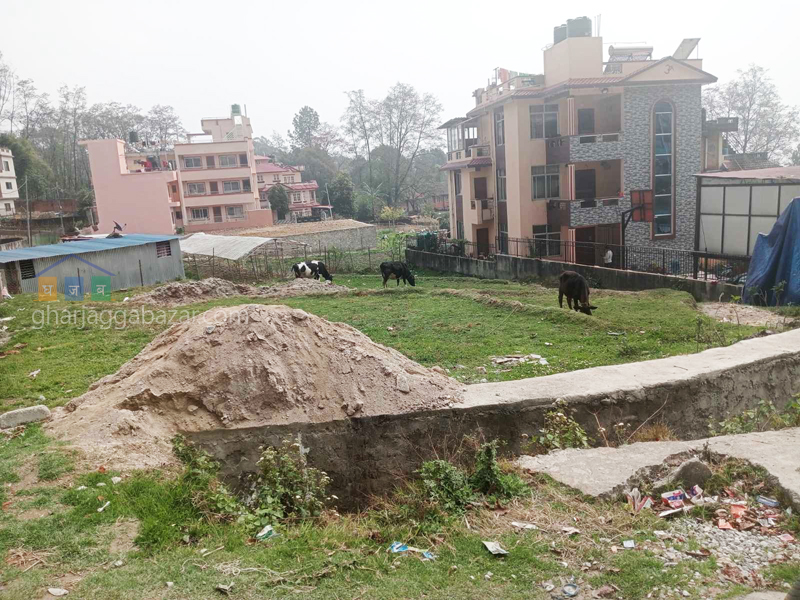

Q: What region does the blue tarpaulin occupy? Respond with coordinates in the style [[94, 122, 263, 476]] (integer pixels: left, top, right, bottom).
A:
[[743, 197, 800, 305]]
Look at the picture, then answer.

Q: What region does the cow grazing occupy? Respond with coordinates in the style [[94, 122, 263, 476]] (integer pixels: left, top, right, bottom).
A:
[[558, 271, 598, 316], [291, 260, 333, 282], [380, 261, 416, 288]]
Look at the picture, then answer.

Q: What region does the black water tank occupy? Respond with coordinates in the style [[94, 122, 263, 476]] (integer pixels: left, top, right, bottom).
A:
[[567, 16, 592, 38], [128, 131, 139, 143], [554, 24, 567, 44]]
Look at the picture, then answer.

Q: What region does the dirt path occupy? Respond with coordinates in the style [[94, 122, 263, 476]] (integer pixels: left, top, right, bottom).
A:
[[699, 302, 794, 329]]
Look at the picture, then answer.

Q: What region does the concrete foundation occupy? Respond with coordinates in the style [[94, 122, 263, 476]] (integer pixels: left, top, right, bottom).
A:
[[406, 248, 743, 303], [187, 328, 800, 507]]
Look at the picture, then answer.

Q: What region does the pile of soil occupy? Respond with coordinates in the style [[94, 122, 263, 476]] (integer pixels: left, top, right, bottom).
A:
[[131, 277, 349, 306], [47, 304, 463, 470], [699, 302, 795, 329]]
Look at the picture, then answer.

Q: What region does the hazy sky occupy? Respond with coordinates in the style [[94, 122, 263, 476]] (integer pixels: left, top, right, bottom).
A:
[[3, 0, 798, 139]]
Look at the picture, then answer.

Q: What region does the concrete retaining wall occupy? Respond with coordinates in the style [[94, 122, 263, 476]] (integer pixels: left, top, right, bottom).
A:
[[406, 248, 742, 302], [188, 328, 800, 508], [275, 224, 377, 254]]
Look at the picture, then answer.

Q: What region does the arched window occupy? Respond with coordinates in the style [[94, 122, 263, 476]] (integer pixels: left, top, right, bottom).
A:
[[653, 101, 674, 236]]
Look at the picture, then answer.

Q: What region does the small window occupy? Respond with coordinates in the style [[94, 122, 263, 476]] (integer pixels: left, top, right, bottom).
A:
[[206, 156, 215, 168], [532, 225, 561, 256], [532, 165, 560, 199], [170, 184, 177, 193], [223, 180, 241, 193], [20, 259, 36, 279], [257, 175, 264, 183], [453, 170, 462, 196], [653, 101, 674, 236], [175, 211, 182, 220], [273, 174, 280, 182], [5, 182, 12, 190], [494, 110, 505, 146], [190, 208, 209, 221], [226, 206, 244, 218], [496, 168, 506, 201], [155, 240, 172, 258], [219, 155, 238, 167], [209, 182, 219, 193], [183, 156, 202, 169], [239, 154, 248, 166], [2, 160, 9, 170], [530, 104, 559, 139], [242, 179, 251, 192], [283, 175, 294, 183], [187, 182, 206, 196], [4, 203, 10, 212]]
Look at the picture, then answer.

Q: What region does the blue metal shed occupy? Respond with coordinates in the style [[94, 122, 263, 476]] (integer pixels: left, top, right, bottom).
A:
[[0, 234, 185, 295]]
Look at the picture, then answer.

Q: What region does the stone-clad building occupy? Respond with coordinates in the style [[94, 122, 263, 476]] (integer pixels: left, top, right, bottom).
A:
[[440, 18, 727, 265]]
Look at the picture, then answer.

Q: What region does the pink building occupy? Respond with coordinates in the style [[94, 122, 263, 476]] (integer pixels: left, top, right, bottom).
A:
[[82, 106, 274, 235], [255, 157, 322, 218]]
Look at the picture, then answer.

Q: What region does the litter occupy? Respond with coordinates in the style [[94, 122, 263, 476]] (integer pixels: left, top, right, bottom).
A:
[[422, 551, 437, 561], [563, 583, 580, 597], [389, 542, 409, 553], [111, 477, 122, 484], [542, 581, 556, 592], [717, 518, 734, 530], [756, 495, 780, 508], [490, 353, 547, 367], [255, 525, 277, 541], [113, 560, 123, 567], [511, 521, 538, 530], [779, 533, 795, 543], [623, 540, 635, 549], [76, 486, 87, 491], [626, 488, 653, 513], [0, 316, 15, 322], [29, 369, 41, 379], [607, 332, 624, 336], [96, 483, 106, 487], [48, 588, 69, 597], [482, 541, 508, 556], [658, 507, 689, 518], [545, 342, 553, 346], [484, 571, 492, 580], [561, 526, 581, 536], [215, 582, 234, 595], [730, 503, 747, 518], [97, 501, 110, 513]]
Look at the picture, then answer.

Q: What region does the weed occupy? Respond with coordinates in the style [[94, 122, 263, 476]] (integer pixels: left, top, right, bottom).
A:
[[470, 440, 528, 500], [418, 459, 473, 513], [37, 450, 75, 481], [709, 398, 800, 436], [533, 399, 590, 453], [629, 421, 678, 443]]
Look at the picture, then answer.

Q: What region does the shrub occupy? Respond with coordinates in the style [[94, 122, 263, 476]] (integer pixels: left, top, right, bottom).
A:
[[418, 459, 473, 513], [535, 399, 590, 452], [470, 440, 528, 500], [709, 398, 800, 436]]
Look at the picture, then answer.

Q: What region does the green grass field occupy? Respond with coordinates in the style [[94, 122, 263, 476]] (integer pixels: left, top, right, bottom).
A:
[[0, 275, 791, 599]]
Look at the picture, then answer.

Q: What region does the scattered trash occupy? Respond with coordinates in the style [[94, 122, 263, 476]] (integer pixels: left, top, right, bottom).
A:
[[122, 297, 130, 303], [484, 571, 493, 580], [200, 546, 224, 558], [545, 342, 553, 346], [757, 495, 780, 508], [482, 541, 508, 556], [48, 588, 69, 597], [607, 331, 624, 336], [779, 533, 795, 543], [97, 501, 111, 513], [490, 353, 548, 367], [511, 521, 538, 530], [658, 507, 689, 518], [256, 525, 277, 541], [389, 542, 409, 553], [29, 369, 41, 379], [76, 486, 87, 491], [623, 539, 635, 549], [166, 582, 174, 588], [422, 551, 437, 561], [215, 582, 234, 595], [113, 560, 123, 567], [561, 526, 581, 536], [717, 518, 734, 530], [626, 488, 653, 513], [562, 583, 580, 597], [110, 477, 122, 484], [542, 581, 556, 592], [96, 483, 106, 487], [0, 316, 15, 322]]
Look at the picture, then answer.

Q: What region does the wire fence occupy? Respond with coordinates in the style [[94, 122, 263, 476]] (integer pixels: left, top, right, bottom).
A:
[[408, 233, 751, 284]]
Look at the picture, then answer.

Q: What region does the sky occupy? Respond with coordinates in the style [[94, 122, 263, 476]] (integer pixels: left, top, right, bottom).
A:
[[2, 0, 798, 139]]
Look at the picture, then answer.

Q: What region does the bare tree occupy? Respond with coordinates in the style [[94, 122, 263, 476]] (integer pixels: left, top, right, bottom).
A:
[[0, 53, 17, 133], [343, 90, 377, 187], [704, 65, 800, 163], [143, 104, 186, 145]]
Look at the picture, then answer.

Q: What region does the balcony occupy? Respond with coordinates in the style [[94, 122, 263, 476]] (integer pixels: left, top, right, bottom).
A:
[[546, 133, 623, 164], [470, 198, 494, 224]]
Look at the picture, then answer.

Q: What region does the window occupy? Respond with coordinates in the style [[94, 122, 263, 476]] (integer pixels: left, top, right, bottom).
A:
[[494, 110, 505, 146], [532, 165, 560, 199], [190, 208, 209, 221], [653, 101, 674, 236], [171, 184, 177, 193], [219, 155, 238, 167], [6, 182, 13, 190], [447, 127, 463, 152], [206, 156, 215, 168], [498, 222, 508, 254], [239, 154, 248, 166], [2, 160, 9, 170], [456, 220, 465, 240], [226, 206, 244, 219], [496, 168, 507, 201], [532, 224, 561, 256], [283, 175, 294, 183], [187, 182, 206, 196], [291, 192, 303, 204], [273, 174, 280, 182], [183, 156, 202, 169], [4, 203, 10, 212], [209, 182, 219, 193], [19, 259, 36, 280], [463, 126, 477, 141], [223, 180, 241, 193], [257, 175, 264, 183], [155, 241, 172, 258], [530, 104, 559, 139], [242, 179, 251, 192], [453, 170, 462, 196]]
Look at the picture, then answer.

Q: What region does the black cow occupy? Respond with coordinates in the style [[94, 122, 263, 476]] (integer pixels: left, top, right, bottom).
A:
[[380, 261, 415, 288], [291, 260, 333, 282], [558, 271, 598, 316]]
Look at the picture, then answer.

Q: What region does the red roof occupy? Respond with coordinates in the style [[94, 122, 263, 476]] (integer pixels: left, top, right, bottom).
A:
[[255, 161, 300, 174], [286, 181, 319, 191]]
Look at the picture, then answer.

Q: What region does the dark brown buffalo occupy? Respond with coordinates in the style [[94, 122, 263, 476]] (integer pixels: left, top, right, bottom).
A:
[[558, 271, 598, 316]]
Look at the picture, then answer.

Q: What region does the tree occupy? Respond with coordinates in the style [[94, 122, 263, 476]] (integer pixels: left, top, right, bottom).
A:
[[703, 65, 800, 164], [0, 133, 54, 201], [328, 172, 354, 217], [343, 90, 377, 188], [143, 104, 186, 145], [285, 146, 337, 195], [380, 206, 404, 225], [254, 131, 289, 159], [791, 143, 800, 166], [268, 185, 290, 220], [288, 106, 321, 149], [354, 183, 385, 222]]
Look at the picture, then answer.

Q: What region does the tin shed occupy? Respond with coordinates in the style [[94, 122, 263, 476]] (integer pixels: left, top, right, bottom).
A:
[[0, 234, 184, 295]]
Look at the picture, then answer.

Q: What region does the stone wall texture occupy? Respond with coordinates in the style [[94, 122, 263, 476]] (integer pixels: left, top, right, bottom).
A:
[[271, 224, 377, 254]]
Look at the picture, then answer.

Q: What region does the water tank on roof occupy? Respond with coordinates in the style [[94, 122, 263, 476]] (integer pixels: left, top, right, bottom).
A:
[[554, 24, 567, 44], [231, 104, 242, 117], [567, 16, 592, 38]]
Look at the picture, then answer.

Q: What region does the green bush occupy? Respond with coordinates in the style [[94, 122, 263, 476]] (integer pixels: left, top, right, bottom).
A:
[[418, 459, 473, 513], [470, 440, 528, 500], [535, 399, 590, 452], [709, 398, 800, 436]]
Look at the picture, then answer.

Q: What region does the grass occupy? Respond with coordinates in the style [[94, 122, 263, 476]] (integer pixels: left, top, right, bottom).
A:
[[0, 275, 753, 408]]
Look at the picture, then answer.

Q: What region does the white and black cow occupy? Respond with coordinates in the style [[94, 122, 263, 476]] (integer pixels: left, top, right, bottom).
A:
[[380, 261, 415, 288], [291, 260, 333, 282], [558, 270, 598, 316]]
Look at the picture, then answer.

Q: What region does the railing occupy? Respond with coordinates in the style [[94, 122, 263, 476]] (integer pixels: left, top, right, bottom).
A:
[[407, 234, 750, 284], [576, 133, 620, 144], [603, 63, 623, 74], [574, 196, 621, 208], [467, 144, 491, 158]]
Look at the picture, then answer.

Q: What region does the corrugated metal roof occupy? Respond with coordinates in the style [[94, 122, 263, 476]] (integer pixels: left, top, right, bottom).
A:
[[0, 234, 178, 264], [697, 166, 800, 181], [179, 233, 276, 260]]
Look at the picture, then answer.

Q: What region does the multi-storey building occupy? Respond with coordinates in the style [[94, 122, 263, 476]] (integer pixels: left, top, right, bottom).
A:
[[255, 157, 320, 218], [82, 105, 274, 235], [0, 147, 19, 217], [441, 18, 722, 264]]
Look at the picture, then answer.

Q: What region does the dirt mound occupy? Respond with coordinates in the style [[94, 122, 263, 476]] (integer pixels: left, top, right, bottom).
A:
[[699, 302, 795, 329], [47, 304, 463, 470], [131, 277, 350, 306]]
